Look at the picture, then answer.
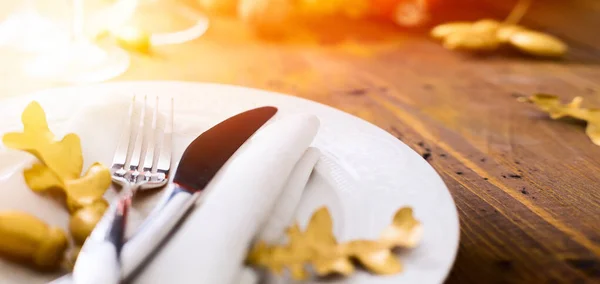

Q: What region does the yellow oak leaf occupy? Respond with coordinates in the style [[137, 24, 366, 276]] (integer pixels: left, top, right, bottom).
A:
[[586, 122, 600, 146], [304, 207, 336, 246], [23, 162, 111, 213], [312, 256, 355, 277], [520, 94, 600, 146], [430, 0, 567, 58], [3, 102, 54, 152], [65, 163, 111, 213], [246, 241, 268, 265], [23, 163, 64, 192], [3, 101, 111, 212], [289, 264, 308, 280], [3, 102, 82, 181], [285, 223, 304, 244], [247, 206, 422, 280], [0, 211, 68, 269], [520, 94, 580, 119], [380, 207, 423, 248], [346, 240, 402, 274], [353, 247, 402, 275], [0, 101, 114, 261]]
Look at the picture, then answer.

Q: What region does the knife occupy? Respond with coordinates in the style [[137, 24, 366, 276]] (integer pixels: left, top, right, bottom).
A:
[[68, 106, 278, 284]]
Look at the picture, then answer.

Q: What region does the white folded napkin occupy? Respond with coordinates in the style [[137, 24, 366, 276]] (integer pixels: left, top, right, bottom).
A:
[[0, 98, 324, 284], [132, 113, 321, 284]]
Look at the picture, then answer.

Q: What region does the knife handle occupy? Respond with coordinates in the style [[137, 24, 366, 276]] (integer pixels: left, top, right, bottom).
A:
[[120, 185, 201, 279], [72, 198, 128, 284]]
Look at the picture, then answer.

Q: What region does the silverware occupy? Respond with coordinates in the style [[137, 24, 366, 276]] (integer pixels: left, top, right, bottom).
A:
[[72, 96, 173, 284], [119, 105, 278, 281], [57, 104, 277, 284]]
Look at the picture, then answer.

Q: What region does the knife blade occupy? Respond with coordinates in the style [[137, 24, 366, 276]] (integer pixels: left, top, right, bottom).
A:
[[69, 106, 278, 284]]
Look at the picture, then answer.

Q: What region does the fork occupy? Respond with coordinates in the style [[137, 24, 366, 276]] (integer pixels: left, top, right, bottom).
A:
[[71, 95, 173, 284]]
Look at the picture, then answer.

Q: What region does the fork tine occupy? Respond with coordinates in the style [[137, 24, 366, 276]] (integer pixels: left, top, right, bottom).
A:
[[129, 96, 148, 173], [111, 95, 136, 176], [155, 97, 173, 176], [142, 97, 159, 174]]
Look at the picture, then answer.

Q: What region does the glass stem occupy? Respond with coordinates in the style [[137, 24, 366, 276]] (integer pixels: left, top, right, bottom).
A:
[[72, 0, 85, 43]]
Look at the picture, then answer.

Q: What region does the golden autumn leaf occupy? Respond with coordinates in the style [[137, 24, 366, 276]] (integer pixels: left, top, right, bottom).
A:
[[285, 224, 304, 244], [3, 102, 54, 151], [304, 207, 336, 246], [520, 94, 600, 146], [430, 22, 472, 40], [312, 256, 355, 277], [247, 206, 422, 280], [522, 94, 583, 119], [346, 240, 403, 274], [3, 102, 111, 202], [246, 241, 268, 264], [350, 241, 402, 275], [380, 207, 423, 248], [3, 102, 82, 180], [0, 211, 69, 269], [22, 159, 111, 214], [429, 0, 566, 58], [24, 163, 63, 192], [64, 163, 112, 213], [586, 124, 600, 146], [69, 200, 109, 245], [289, 263, 308, 280], [0, 101, 113, 269], [267, 248, 290, 275]]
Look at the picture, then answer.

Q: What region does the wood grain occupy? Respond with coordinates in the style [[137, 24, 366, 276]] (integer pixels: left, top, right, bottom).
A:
[[1, 0, 599, 283]]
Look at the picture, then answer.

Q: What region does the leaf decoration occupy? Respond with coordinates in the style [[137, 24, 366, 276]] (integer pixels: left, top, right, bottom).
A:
[[64, 163, 112, 213], [247, 206, 422, 280], [3, 102, 82, 180], [430, 0, 567, 58], [69, 199, 109, 245], [3, 102, 111, 206], [431, 19, 567, 58], [24, 163, 63, 192], [2, 101, 111, 230], [2, 101, 112, 257], [0, 211, 69, 269], [381, 207, 423, 247], [25, 162, 110, 213], [519, 94, 600, 146], [349, 241, 402, 274]]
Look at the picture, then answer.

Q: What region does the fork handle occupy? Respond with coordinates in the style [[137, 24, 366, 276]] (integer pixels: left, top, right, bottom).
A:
[[120, 185, 201, 279], [72, 197, 129, 284]]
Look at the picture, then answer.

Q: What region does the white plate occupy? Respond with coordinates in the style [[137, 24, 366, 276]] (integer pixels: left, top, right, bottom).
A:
[[0, 81, 459, 284]]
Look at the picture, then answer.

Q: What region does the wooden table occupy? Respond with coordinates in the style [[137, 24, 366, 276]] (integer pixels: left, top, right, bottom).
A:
[[1, 0, 599, 283]]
